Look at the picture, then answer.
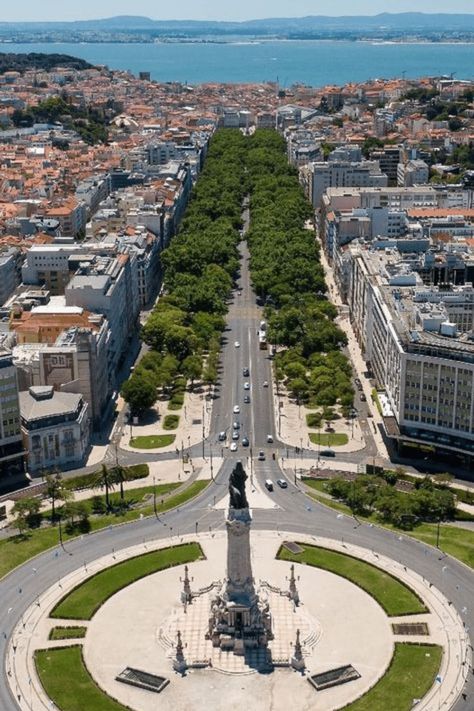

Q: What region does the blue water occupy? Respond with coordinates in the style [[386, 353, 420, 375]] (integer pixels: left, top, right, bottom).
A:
[[2, 40, 474, 86]]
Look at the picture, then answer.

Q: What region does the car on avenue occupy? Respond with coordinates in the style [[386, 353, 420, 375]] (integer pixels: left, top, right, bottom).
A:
[[266, 434, 273, 443], [244, 382, 250, 390], [218, 431, 226, 442], [258, 450, 266, 461], [263, 381, 269, 388], [234, 341, 240, 348], [232, 431, 239, 441], [243, 367, 250, 377], [265, 479, 273, 491], [233, 405, 240, 414], [233, 421, 240, 429], [244, 395, 251, 404], [360, 393, 367, 402], [230, 442, 238, 452], [242, 436, 249, 447], [320, 449, 336, 458], [277, 479, 288, 489]]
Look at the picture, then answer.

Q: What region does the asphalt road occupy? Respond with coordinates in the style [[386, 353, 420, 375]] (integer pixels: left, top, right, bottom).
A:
[[1, 226, 473, 709]]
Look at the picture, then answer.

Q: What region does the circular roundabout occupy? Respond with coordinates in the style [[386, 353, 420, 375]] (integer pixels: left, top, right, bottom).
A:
[[7, 530, 471, 711]]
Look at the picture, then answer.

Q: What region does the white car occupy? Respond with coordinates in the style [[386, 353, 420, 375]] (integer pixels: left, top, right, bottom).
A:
[[266, 434, 273, 443], [234, 341, 240, 348], [244, 382, 250, 390], [263, 380, 269, 388], [233, 405, 240, 414], [230, 442, 238, 452]]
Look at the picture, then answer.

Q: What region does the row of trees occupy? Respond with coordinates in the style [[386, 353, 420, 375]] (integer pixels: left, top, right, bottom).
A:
[[326, 475, 456, 529], [12, 466, 131, 535], [121, 130, 247, 416], [244, 129, 352, 406]]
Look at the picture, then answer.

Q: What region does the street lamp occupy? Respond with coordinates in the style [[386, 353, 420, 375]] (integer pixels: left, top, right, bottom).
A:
[[153, 476, 158, 520], [210, 445, 214, 481]]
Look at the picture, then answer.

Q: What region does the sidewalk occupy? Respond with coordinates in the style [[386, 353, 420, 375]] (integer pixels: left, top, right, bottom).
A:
[[274, 383, 366, 454], [319, 247, 389, 460], [119, 385, 211, 455]]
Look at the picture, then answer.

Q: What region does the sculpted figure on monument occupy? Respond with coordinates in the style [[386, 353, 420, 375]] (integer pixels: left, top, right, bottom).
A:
[[228, 460, 249, 509]]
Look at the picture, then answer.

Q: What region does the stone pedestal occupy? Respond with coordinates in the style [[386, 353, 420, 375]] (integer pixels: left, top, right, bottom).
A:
[[207, 507, 272, 655]]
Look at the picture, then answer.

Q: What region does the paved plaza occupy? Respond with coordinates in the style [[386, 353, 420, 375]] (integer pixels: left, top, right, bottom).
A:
[[7, 530, 471, 711]]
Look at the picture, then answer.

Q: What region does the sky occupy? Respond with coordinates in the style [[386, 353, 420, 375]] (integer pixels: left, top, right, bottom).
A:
[[2, 1, 474, 22]]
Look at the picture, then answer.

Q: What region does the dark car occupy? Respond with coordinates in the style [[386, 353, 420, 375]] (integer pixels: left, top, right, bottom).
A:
[[242, 436, 249, 447], [244, 395, 251, 404], [360, 393, 367, 402], [243, 367, 250, 377], [320, 449, 336, 458]]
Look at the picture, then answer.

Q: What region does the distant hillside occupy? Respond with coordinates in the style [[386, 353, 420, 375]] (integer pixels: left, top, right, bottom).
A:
[[0, 53, 94, 74], [0, 13, 473, 34]]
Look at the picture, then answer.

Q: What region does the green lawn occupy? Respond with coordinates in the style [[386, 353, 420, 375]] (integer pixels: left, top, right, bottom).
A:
[[278, 543, 426, 616], [0, 479, 210, 581], [342, 643, 442, 711], [407, 523, 474, 570], [35, 646, 128, 711], [49, 626, 87, 641], [309, 432, 349, 446], [163, 414, 180, 430], [51, 542, 203, 620], [129, 434, 175, 449], [303, 480, 474, 569]]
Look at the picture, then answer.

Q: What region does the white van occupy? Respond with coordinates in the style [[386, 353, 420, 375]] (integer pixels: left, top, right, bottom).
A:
[[265, 479, 273, 491]]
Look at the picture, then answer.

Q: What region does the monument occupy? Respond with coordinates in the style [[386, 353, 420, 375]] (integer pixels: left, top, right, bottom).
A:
[[207, 461, 273, 656]]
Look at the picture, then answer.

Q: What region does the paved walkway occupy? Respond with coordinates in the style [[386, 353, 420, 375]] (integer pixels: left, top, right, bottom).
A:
[[7, 530, 470, 711], [319, 247, 390, 460], [274, 384, 366, 454], [119, 386, 211, 455]]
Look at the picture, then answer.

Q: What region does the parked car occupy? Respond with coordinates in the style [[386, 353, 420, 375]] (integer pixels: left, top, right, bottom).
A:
[[277, 479, 288, 489]]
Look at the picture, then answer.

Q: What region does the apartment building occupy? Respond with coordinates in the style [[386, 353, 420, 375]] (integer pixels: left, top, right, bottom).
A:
[[14, 320, 111, 431], [310, 160, 388, 208], [0, 350, 25, 490], [397, 159, 430, 188], [348, 247, 474, 468]]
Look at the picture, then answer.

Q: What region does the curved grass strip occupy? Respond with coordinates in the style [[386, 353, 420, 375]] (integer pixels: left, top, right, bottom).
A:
[[35, 645, 130, 711], [51, 542, 203, 620], [342, 643, 442, 711], [49, 626, 87, 641], [278, 543, 427, 616]]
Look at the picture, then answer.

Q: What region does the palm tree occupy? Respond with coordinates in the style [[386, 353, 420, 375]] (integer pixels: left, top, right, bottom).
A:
[[112, 465, 127, 502], [44, 470, 72, 522], [95, 464, 114, 512]]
